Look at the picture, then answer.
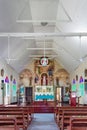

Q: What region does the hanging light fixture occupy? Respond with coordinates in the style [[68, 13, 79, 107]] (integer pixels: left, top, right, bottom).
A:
[[40, 37, 48, 66]]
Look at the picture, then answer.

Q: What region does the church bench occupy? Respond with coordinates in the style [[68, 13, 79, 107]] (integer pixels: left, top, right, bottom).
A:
[[0, 110, 26, 130], [54, 106, 77, 121], [67, 116, 87, 130], [58, 108, 87, 123], [55, 106, 87, 124], [0, 106, 34, 125], [61, 111, 87, 130], [0, 117, 19, 130]]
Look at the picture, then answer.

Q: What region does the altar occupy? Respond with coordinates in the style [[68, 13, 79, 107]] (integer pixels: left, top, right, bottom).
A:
[[34, 86, 54, 101]]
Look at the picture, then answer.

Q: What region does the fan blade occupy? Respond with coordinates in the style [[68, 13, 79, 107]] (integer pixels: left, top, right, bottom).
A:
[[82, 54, 87, 59]]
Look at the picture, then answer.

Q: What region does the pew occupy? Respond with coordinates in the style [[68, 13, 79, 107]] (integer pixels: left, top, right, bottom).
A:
[[0, 117, 19, 130], [0, 111, 25, 130], [0, 105, 34, 125], [61, 111, 87, 130], [55, 106, 87, 124], [67, 116, 87, 130], [0, 105, 34, 129]]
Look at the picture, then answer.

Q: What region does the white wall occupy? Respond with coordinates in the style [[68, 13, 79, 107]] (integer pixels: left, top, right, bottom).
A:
[[0, 59, 18, 105]]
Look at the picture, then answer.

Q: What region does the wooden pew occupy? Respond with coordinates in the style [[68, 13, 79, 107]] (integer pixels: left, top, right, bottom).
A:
[[55, 106, 87, 124], [67, 116, 87, 130], [6, 105, 34, 120], [0, 106, 33, 125], [0, 105, 34, 129], [0, 110, 25, 130], [0, 117, 19, 130], [61, 110, 87, 130]]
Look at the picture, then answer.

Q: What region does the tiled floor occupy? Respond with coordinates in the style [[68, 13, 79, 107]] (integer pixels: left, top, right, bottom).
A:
[[27, 113, 60, 130]]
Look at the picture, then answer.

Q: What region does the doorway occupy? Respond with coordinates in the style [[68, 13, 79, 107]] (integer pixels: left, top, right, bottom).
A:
[[25, 87, 33, 104]]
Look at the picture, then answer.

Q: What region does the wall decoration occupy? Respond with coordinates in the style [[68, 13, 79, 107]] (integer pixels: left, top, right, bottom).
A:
[[40, 57, 48, 66], [79, 76, 83, 83], [10, 75, 13, 81], [1, 69, 4, 77], [13, 79, 16, 84], [72, 79, 76, 91], [5, 76, 9, 83], [76, 75, 78, 81], [78, 76, 84, 96], [79, 83, 84, 96], [85, 69, 87, 77], [34, 59, 54, 86], [1, 80, 4, 89], [73, 79, 76, 84], [12, 84, 17, 96]]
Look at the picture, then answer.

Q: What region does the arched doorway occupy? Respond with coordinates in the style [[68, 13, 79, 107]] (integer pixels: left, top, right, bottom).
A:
[[41, 73, 48, 86]]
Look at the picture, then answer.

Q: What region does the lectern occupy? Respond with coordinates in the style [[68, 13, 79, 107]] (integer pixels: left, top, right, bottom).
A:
[[70, 91, 76, 106]]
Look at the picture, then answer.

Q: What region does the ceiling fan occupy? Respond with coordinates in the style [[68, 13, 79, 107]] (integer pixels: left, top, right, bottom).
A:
[[82, 54, 87, 60], [77, 54, 87, 63], [0, 37, 18, 64], [73, 36, 86, 63], [73, 36, 87, 69], [5, 36, 18, 64]]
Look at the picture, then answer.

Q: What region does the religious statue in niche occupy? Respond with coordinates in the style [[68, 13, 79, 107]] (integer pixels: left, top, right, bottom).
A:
[[48, 67, 53, 76], [49, 75, 53, 85], [48, 60, 54, 76], [43, 75, 46, 85], [34, 74, 39, 84], [1, 69, 4, 77], [41, 73, 48, 86]]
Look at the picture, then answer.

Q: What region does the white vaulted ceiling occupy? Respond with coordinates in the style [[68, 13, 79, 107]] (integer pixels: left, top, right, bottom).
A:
[[0, 0, 87, 73]]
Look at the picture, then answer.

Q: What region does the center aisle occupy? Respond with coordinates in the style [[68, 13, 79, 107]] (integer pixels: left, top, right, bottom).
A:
[[27, 113, 59, 130]]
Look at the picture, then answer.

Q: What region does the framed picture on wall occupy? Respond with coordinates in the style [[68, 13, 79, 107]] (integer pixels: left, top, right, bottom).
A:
[[1, 69, 4, 77], [85, 69, 87, 77], [10, 75, 13, 81]]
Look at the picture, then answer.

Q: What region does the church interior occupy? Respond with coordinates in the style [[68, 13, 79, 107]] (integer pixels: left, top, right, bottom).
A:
[[0, 0, 87, 130]]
